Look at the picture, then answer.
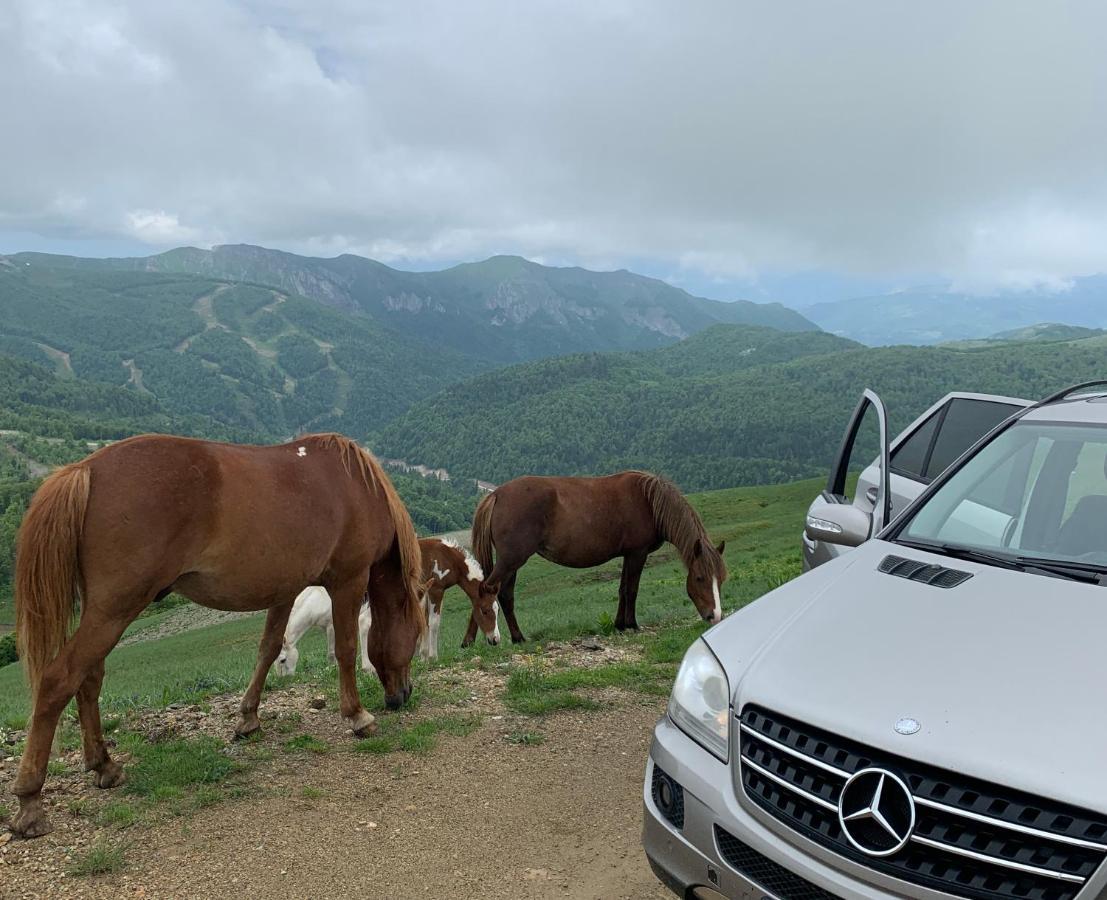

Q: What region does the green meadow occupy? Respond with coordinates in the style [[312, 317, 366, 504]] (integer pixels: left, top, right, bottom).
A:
[[0, 477, 816, 727]]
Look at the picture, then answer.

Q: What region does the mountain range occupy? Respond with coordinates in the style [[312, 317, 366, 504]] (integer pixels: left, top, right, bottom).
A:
[[10, 245, 817, 363]]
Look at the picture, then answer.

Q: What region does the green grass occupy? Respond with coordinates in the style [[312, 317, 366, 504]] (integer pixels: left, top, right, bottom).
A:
[[504, 660, 675, 716], [98, 801, 139, 829], [68, 841, 127, 877], [67, 797, 93, 817], [353, 714, 480, 755], [119, 734, 237, 801], [505, 729, 545, 746], [299, 786, 325, 800], [0, 800, 10, 822], [282, 733, 329, 754], [0, 478, 811, 727]]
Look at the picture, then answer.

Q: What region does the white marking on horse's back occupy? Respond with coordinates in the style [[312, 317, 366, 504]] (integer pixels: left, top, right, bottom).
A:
[[711, 577, 722, 624], [431, 559, 451, 581], [441, 536, 460, 549], [463, 550, 484, 582], [297, 446, 307, 457]]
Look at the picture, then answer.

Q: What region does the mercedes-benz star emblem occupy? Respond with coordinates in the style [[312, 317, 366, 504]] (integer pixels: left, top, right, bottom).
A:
[[838, 768, 915, 857]]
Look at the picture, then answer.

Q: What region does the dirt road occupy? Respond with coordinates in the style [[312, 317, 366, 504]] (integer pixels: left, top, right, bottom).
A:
[[1, 690, 672, 899]]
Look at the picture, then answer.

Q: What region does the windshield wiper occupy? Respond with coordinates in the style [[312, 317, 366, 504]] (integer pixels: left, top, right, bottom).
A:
[[895, 540, 1023, 570], [1011, 557, 1107, 585]]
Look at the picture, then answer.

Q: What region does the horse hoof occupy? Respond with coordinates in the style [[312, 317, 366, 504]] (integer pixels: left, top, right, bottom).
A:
[[234, 716, 261, 740], [12, 804, 52, 840], [460, 638, 474, 648], [349, 710, 376, 737], [510, 634, 527, 644], [94, 761, 126, 789]]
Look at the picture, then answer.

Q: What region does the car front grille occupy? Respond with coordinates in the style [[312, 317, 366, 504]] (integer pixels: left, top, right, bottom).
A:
[[738, 706, 1107, 900]]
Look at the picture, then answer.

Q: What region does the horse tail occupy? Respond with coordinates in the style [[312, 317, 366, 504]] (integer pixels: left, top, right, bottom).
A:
[[470, 492, 497, 582], [364, 451, 427, 638], [15, 462, 91, 697]]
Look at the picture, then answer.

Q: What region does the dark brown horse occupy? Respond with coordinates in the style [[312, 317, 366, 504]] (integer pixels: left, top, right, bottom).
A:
[[11, 433, 424, 839], [465, 472, 727, 645]]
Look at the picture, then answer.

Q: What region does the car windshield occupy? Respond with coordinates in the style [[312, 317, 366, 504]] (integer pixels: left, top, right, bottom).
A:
[[898, 419, 1107, 570]]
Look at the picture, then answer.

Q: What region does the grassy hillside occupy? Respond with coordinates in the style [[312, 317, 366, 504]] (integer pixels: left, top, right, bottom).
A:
[[12, 245, 819, 364], [0, 262, 486, 438], [375, 329, 1107, 490], [0, 477, 812, 721]]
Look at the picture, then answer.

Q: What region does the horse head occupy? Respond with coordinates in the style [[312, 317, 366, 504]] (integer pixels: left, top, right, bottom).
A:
[[274, 640, 298, 676], [685, 538, 727, 624]]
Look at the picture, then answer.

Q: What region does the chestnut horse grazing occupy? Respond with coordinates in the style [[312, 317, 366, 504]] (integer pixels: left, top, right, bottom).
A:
[[11, 433, 424, 839], [466, 472, 727, 645]]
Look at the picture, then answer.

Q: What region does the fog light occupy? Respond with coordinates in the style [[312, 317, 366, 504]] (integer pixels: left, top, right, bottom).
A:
[[651, 765, 685, 829]]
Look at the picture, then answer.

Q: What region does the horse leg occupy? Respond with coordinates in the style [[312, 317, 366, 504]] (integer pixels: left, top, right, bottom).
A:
[[618, 551, 648, 632], [416, 591, 430, 661], [426, 589, 444, 661], [75, 659, 124, 789], [326, 623, 337, 665], [358, 601, 374, 673], [329, 575, 376, 736], [615, 558, 631, 631], [497, 570, 525, 644], [13, 608, 136, 839], [461, 610, 480, 648], [235, 602, 293, 738]]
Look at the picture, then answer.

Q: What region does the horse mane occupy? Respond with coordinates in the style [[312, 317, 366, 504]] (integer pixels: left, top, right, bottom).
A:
[[310, 434, 425, 636], [633, 472, 724, 574]]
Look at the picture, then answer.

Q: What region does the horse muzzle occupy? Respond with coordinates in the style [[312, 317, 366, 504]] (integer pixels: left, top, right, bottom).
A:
[[385, 679, 414, 710]]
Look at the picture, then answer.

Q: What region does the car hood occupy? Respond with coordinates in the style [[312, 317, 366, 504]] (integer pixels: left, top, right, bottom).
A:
[[707, 539, 1107, 813]]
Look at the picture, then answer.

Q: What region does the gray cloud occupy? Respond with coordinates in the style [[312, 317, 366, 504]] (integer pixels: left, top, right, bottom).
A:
[[2, 0, 1106, 291]]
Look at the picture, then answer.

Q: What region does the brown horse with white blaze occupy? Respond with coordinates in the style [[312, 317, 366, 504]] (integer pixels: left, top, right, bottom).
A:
[[11, 433, 424, 839], [465, 471, 727, 645]]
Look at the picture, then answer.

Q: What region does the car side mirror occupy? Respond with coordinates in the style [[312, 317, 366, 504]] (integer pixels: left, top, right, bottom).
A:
[[805, 502, 872, 548]]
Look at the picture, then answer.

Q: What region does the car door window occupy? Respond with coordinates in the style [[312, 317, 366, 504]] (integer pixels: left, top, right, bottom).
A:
[[890, 411, 941, 480], [923, 399, 1020, 480]]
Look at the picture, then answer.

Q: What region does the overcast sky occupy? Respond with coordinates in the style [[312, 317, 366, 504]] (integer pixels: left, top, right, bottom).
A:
[[2, 1, 1106, 302]]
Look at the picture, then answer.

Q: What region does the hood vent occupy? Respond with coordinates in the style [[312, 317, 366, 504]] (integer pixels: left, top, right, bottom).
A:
[[878, 554, 972, 589]]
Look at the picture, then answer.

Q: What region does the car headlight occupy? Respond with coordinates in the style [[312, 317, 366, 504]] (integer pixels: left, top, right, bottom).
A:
[[668, 638, 730, 761]]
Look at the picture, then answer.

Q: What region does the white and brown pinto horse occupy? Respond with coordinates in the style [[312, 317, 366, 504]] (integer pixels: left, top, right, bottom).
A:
[[11, 433, 424, 839], [277, 539, 498, 675], [468, 471, 727, 644], [412, 537, 499, 660]]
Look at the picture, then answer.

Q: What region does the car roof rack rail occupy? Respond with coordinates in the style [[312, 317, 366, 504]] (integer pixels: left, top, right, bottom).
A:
[[1036, 380, 1107, 407]]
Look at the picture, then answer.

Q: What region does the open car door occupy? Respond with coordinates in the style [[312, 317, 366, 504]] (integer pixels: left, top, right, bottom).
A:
[[802, 390, 890, 571]]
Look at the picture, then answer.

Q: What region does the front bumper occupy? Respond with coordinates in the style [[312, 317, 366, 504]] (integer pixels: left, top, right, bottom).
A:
[[643, 715, 913, 900]]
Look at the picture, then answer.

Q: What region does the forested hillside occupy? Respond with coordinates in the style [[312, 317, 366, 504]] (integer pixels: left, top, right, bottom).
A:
[[0, 261, 485, 437], [12, 245, 818, 363], [374, 329, 1107, 490]]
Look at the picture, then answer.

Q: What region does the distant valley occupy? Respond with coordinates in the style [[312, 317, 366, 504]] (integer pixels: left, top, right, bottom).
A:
[[802, 274, 1107, 345]]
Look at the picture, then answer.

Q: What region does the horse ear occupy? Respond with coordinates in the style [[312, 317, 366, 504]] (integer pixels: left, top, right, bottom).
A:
[[715, 540, 726, 555], [692, 538, 703, 558]]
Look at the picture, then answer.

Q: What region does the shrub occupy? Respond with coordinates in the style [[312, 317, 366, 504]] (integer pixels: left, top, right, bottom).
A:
[[0, 632, 18, 668]]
